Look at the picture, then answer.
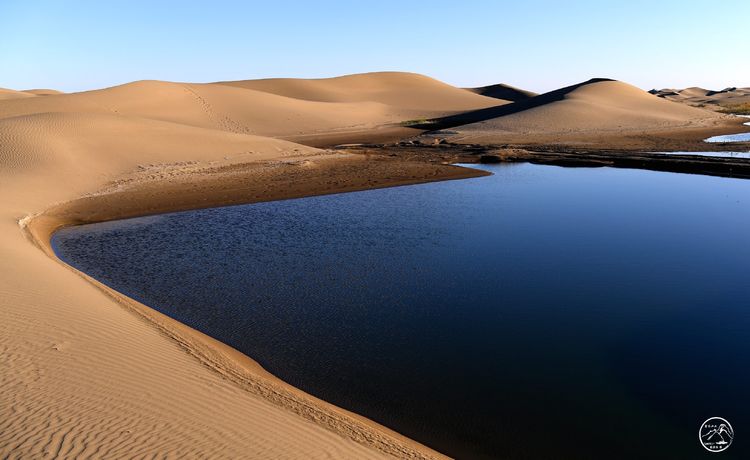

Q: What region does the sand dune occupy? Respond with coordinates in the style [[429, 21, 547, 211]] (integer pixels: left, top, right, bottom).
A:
[[23, 89, 64, 96], [217, 71, 505, 109], [0, 105, 450, 458], [0, 111, 314, 179], [465, 83, 537, 102], [651, 86, 750, 112], [445, 78, 728, 145], [0, 88, 63, 100], [0, 73, 501, 143], [674, 86, 711, 98], [0, 88, 36, 100]]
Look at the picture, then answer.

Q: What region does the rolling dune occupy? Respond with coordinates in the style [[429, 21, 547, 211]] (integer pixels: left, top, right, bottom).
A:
[[445, 78, 729, 145], [23, 89, 65, 96], [0, 72, 502, 143], [0, 88, 36, 101], [651, 86, 750, 112], [217, 71, 507, 109], [0, 103, 451, 458]]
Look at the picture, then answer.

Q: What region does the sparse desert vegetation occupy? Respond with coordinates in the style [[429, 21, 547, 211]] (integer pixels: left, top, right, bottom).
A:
[[718, 103, 750, 115]]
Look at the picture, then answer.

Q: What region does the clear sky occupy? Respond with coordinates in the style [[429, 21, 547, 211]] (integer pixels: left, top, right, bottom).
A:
[[1, 0, 748, 93]]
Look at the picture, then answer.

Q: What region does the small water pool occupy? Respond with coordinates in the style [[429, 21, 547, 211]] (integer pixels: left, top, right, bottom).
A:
[[705, 115, 750, 143]]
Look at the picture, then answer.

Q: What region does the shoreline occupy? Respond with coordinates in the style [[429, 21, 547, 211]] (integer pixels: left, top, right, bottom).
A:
[[23, 153, 487, 460], [3, 69, 747, 458], [6, 117, 747, 458]]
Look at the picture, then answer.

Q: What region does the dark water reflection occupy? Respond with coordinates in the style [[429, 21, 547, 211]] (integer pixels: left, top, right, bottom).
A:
[[53, 164, 750, 459]]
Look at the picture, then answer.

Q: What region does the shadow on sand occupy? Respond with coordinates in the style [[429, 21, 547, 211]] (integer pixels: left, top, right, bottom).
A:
[[405, 78, 614, 130]]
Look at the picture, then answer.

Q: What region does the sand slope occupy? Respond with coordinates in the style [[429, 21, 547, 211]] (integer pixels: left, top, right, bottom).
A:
[[217, 71, 505, 109], [22, 89, 64, 96], [446, 78, 727, 145], [0, 73, 501, 143], [0, 106, 448, 458], [0, 88, 36, 101], [0, 112, 313, 179]]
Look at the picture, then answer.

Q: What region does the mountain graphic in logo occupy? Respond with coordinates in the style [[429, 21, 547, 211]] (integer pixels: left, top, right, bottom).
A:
[[699, 417, 734, 452]]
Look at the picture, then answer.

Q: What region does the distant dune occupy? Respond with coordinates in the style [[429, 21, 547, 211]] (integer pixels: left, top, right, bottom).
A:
[[218, 71, 505, 109], [443, 78, 728, 145], [22, 88, 64, 96], [465, 83, 537, 102], [0, 72, 501, 144], [0, 88, 36, 100], [0, 88, 65, 100], [650, 86, 750, 113]]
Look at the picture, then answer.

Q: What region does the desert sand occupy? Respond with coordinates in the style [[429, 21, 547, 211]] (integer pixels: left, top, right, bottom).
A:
[[0, 88, 37, 101], [440, 79, 734, 147], [0, 72, 501, 145], [0, 71, 744, 459], [650, 86, 750, 113], [0, 72, 504, 459]]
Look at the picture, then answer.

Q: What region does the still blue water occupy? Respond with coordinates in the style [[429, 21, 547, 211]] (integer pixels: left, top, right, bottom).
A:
[[52, 164, 750, 459]]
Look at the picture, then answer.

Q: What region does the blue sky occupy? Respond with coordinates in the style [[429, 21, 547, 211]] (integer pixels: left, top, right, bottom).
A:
[[1, 0, 748, 93]]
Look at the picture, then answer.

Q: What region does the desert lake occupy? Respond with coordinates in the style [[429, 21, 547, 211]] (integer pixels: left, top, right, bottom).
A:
[[52, 163, 750, 459]]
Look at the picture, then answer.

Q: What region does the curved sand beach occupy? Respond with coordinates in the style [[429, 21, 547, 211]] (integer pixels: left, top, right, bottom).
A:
[[0, 73, 501, 459], [1, 72, 738, 458]]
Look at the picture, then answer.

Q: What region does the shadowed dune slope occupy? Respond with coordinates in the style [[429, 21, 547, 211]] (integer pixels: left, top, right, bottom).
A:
[[445, 78, 724, 139], [465, 83, 537, 102]]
